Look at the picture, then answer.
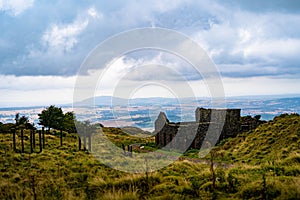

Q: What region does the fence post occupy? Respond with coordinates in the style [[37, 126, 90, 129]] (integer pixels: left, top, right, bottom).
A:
[[21, 129, 24, 153], [12, 128, 16, 152], [32, 129, 35, 149], [30, 129, 33, 153], [88, 133, 92, 152], [39, 130, 42, 153], [60, 129, 63, 147], [84, 127, 87, 151], [42, 127, 45, 148], [127, 145, 133, 157], [122, 144, 126, 154], [78, 136, 81, 151], [130, 146, 133, 157]]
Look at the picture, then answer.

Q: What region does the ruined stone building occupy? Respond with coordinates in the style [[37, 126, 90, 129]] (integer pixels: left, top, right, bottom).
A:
[[154, 107, 243, 149]]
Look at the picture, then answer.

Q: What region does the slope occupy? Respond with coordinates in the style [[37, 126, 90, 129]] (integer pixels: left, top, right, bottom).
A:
[[218, 113, 300, 165]]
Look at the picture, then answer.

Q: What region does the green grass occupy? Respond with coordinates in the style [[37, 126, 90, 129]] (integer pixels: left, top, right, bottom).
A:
[[216, 113, 300, 165], [101, 127, 155, 150], [0, 113, 300, 199]]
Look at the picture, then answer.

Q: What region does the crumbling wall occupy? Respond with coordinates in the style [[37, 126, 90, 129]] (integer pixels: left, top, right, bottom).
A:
[[195, 107, 241, 138], [240, 115, 266, 132], [155, 107, 242, 149], [155, 123, 178, 147]]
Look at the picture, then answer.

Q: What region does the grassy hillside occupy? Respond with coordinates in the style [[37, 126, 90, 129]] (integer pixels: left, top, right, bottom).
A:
[[217, 113, 300, 165], [209, 113, 300, 199], [101, 127, 155, 148], [0, 114, 299, 199]]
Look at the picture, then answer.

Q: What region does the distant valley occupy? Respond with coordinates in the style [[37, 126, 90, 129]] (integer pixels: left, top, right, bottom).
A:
[[0, 95, 299, 131]]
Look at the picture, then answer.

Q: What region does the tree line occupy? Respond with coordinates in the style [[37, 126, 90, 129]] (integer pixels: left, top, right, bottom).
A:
[[0, 105, 77, 133], [38, 105, 76, 133]]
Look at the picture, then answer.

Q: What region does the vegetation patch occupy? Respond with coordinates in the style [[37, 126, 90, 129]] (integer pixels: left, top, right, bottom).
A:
[[0, 113, 299, 199]]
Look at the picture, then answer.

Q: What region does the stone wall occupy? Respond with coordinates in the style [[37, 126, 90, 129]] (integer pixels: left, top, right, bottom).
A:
[[155, 107, 242, 149], [195, 107, 241, 139]]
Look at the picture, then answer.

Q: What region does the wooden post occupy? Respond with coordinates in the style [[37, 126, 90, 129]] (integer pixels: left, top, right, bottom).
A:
[[122, 144, 126, 154], [84, 127, 87, 151], [130, 146, 133, 157], [12, 129, 16, 152], [42, 127, 45, 148], [78, 136, 81, 151], [21, 129, 24, 153], [30, 130, 33, 153], [39, 130, 42, 153], [127, 145, 133, 157], [60, 129, 63, 147], [88, 133, 92, 152], [32, 129, 35, 149]]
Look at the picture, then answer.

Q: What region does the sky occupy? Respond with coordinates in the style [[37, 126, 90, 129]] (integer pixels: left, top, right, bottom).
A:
[[1, 0, 300, 107]]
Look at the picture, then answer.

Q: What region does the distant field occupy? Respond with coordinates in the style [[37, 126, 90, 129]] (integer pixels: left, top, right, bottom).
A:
[[0, 96, 299, 130]]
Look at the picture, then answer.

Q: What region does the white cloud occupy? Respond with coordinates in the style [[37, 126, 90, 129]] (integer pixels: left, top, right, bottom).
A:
[[23, 6, 101, 73], [0, 88, 74, 107], [0, 75, 76, 91], [0, 0, 34, 16], [222, 77, 300, 96], [42, 19, 89, 53], [91, 54, 212, 99], [88, 7, 102, 19], [238, 28, 252, 44], [191, 9, 300, 78], [111, 0, 186, 27], [244, 39, 300, 60], [0, 75, 76, 107]]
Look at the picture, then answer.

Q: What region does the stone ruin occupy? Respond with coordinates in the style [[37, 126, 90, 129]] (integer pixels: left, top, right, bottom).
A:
[[154, 107, 253, 149]]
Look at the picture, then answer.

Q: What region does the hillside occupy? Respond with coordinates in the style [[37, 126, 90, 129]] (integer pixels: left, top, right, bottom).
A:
[[0, 114, 299, 199], [217, 113, 300, 164]]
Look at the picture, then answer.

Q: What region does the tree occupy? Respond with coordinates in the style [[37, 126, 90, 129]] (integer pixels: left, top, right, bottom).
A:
[[15, 113, 29, 126], [38, 105, 64, 131], [62, 112, 77, 133], [14, 113, 34, 129], [0, 122, 3, 132], [254, 115, 261, 121], [75, 120, 100, 151], [15, 113, 19, 125]]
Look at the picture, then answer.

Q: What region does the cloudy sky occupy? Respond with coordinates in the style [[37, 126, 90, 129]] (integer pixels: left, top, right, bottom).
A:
[[1, 0, 300, 107]]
